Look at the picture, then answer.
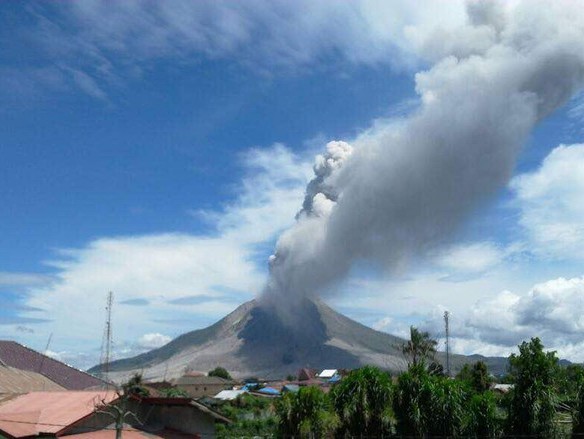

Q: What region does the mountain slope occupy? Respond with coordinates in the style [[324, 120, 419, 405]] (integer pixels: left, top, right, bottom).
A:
[[91, 299, 507, 382]]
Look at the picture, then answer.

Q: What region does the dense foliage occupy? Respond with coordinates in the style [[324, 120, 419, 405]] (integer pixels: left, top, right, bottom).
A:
[[465, 391, 501, 438], [394, 364, 468, 437], [208, 366, 232, 380], [457, 361, 492, 392], [507, 337, 559, 437], [208, 332, 584, 438], [276, 386, 338, 437], [331, 365, 394, 437], [158, 387, 189, 398], [215, 394, 277, 438]]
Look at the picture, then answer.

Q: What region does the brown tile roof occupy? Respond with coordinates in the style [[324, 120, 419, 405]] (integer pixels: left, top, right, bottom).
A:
[[173, 375, 232, 386], [0, 341, 107, 390], [0, 391, 118, 438], [297, 368, 317, 381], [0, 365, 64, 393]]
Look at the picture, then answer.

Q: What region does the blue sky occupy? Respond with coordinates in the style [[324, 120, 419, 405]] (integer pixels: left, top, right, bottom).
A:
[[2, 0, 584, 369]]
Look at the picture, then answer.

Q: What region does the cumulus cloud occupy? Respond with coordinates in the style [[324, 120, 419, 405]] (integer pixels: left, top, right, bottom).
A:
[[415, 276, 584, 361], [137, 333, 172, 349], [512, 143, 584, 260], [264, 0, 584, 312]]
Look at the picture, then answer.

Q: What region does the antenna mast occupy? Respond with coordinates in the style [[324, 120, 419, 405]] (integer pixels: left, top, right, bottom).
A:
[[39, 333, 53, 390], [444, 310, 450, 377], [38, 332, 53, 374], [100, 291, 114, 380]]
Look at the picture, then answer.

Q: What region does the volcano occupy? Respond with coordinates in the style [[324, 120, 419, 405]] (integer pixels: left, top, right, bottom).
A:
[[91, 298, 507, 382]]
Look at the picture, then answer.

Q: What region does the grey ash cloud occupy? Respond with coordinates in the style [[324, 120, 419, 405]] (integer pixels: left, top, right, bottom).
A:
[[264, 1, 584, 315]]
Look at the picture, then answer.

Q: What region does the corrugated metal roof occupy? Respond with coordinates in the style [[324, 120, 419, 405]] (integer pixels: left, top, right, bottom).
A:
[[317, 369, 338, 378], [0, 391, 118, 438], [0, 365, 64, 393], [257, 387, 280, 396], [0, 341, 107, 390], [214, 389, 247, 400]]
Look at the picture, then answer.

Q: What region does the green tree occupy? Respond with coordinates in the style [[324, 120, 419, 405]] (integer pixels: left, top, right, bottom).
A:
[[159, 387, 189, 398], [402, 326, 438, 367], [457, 363, 473, 381], [423, 375, 467, 437], [394, 365, 468, 438], [558, 364, 584, 402], [393, 365, 427, 437], [276, 386, 338, 438], [123, 373, 149, 397], [506, 337, 559, 437], [331, 365, 394, 437], [571, 372, 584, 438], [470, 361, 491, 393], [465, 391, 501, 438], [457, 361, 492, 394], [208, 367, 232, 380]]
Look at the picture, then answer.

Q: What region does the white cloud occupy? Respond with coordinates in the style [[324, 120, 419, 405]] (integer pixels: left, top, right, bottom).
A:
[[512, 144, 584, 260], [0, 272, 54, 288], [422, 276, 584, 361], [137, 333, 171, 349], [16, 144, 311, 367], [9, 0, 478, 101], [372, 316, 393, 332], [434, 242, 505, 275], [55, 0, 469, 69]]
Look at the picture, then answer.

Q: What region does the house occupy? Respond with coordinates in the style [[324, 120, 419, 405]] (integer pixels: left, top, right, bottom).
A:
[[317, 369, 339, 379], [282, 384, 299, 393], [173, 375, 234, 398], [214, 389, 247, 401], [297, 368, 317, 381], [0, 391, 231, 439], [0, 341, 107, 390], [492, 383, 514, 394], [254, 387, 280, 397], [0, 390, 118, 438], [124, 397, 231, 438]]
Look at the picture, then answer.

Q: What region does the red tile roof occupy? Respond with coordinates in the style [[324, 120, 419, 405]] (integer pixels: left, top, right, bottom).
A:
[[0, 391, 118, 438], [0, 341, 106, 390]]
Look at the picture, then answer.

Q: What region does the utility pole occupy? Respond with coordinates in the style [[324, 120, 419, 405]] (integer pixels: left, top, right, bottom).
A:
[[100, 292, 114, 382], [444, 310, 450, 377]]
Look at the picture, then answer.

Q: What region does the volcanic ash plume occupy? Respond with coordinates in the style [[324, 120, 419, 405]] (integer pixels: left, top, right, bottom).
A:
[[264, 0, 584, 310]]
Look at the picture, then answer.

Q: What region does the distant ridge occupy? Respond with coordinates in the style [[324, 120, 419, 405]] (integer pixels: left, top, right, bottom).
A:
[[89, 298, 509, 382]]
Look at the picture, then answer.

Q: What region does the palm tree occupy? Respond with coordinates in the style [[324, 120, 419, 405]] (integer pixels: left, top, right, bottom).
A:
[[401, 326, 437, 367]]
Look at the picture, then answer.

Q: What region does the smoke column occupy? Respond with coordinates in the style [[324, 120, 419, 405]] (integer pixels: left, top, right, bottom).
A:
[[263, 0, 584, 312]]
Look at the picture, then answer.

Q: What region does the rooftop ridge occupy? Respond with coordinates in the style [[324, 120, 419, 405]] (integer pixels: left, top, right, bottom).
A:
[[0, 340, 108, 390], [0, 340, 102, 379]]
